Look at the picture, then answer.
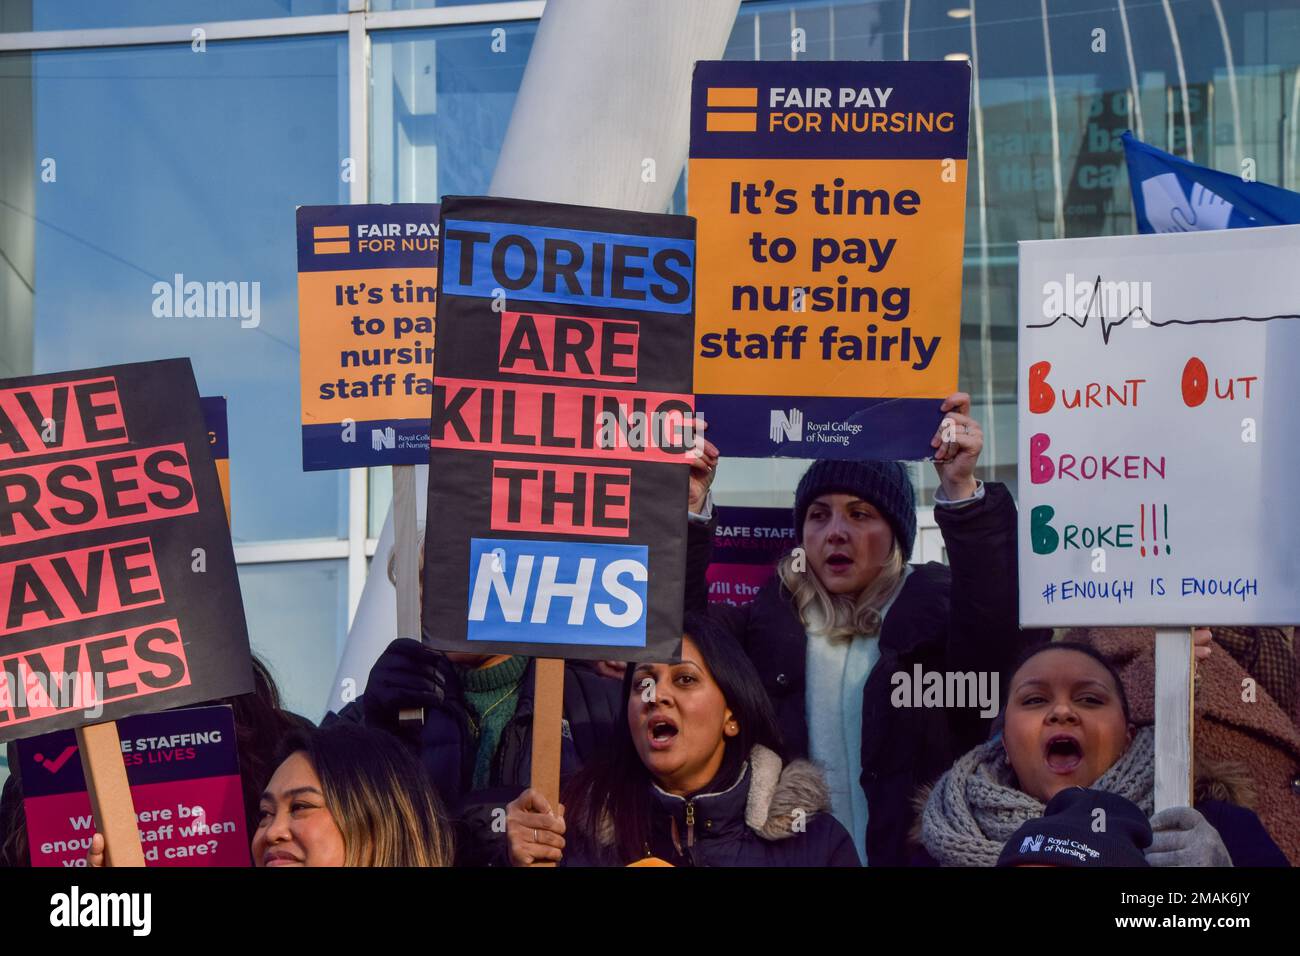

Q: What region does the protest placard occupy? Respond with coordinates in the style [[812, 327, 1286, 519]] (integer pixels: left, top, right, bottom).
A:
[[200, 396, 230, 525], [707, 505, 795, 607], [0, 359, 253, 743], [689, 60, 970, 460], [1017, 224, 1300, 628], [18, 704, 247, 867], [423, 195, 697, 663], [296, 203, 440, 470]]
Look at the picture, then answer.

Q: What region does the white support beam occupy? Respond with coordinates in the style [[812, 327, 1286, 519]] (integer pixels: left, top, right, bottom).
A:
[[366, 2, 545, 32], [0, 2, 547, 52], [234, 538, 350, 565], [0, 15, 349, 51]]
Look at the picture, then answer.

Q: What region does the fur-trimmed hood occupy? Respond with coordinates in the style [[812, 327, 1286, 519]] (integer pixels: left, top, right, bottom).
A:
[[743, 745, 834, 840]]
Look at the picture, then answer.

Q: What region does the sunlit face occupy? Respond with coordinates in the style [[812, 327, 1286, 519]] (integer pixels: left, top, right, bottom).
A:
[[629, 637, 737, 797], [252, 752, 346, 867], [1003, 649, 1133, 804], [801, 494, 895, 595]]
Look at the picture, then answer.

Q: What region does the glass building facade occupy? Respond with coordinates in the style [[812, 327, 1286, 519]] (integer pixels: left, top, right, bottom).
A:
[[1, 0, 1298, 724]]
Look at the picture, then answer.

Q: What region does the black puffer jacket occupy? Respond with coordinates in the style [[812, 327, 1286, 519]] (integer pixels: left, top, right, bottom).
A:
[[564, 745, 860, 867], [697, 482, 1048, 865], [332, 658, 621, 866]]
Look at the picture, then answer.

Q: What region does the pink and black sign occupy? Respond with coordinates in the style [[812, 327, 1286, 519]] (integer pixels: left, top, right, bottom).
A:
[[707, 506, 796, 607], [0, 359, 252, 741], [17, 704, 248, 867]]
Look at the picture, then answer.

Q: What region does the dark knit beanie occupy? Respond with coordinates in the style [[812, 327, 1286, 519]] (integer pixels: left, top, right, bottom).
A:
[[997, 788, 1152, 868], [793, 459, 917, 557]]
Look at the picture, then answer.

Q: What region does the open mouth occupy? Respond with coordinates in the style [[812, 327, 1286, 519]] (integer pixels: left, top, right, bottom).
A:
[[647, 716, 679, 750], [825, 553, 854, 570], [1044, 734, 1084, 773]]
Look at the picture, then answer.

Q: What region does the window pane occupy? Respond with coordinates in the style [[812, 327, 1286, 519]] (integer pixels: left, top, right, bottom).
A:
[[239, 559, 348, 723], [369, 20, 536, 203], [2, 0, 345, 32], [0, 51, 33, 378], [369, 463, 393, 537], [366, 19, 536, 536], [18, 36, 350, 541], [370, 0, 531, 11], [713, 0, 1300, 512]]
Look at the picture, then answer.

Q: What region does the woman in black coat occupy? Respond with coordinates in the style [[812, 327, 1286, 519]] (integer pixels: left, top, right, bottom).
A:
[[504, 615, 859, 867], [691, 392, 1048, 865]]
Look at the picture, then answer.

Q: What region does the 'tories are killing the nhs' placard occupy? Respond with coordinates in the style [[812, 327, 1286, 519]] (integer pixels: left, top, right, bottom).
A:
[[0, 360, 253, 743], [296, 203, 439, 470], [690, 60, 970, 460], [423, 196, 695, 662]]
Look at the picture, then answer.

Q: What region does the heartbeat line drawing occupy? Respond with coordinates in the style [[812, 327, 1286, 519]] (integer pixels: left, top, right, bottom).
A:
[[1026, 274, 1300, 345]]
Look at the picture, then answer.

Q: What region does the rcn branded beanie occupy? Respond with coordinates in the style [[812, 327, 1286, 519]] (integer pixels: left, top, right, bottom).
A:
[[997, 788, 1153, 868]]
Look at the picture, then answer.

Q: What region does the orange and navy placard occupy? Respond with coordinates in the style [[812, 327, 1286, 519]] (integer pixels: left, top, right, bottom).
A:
[[296, 203, 439, 470], [690, 60, 970, 459], [200, 396, 230, 526], [0, 359, 253, 743], [423, 195, 695, 663]]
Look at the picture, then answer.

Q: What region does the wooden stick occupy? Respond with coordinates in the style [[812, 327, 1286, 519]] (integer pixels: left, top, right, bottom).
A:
[[75, 720, 145, 867], [1153, 627, 1195, 813], [392, 464, 424, 726], [529, 657, 566, 868]]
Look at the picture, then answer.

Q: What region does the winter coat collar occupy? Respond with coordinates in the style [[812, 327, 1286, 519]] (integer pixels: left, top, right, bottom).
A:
[[605, 745, 833, 848], [754, 561, 952, 660]]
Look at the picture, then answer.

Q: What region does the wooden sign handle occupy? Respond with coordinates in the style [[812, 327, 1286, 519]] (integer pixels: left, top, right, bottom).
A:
[[528, 657, 566, 868], [1153, 626, 1195, 813], [392, 464, 425, 726], [76, 720, 145, 867]]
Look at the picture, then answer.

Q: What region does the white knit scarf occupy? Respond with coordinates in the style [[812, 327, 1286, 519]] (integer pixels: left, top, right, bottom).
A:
[[920, 726, 1155, 867]]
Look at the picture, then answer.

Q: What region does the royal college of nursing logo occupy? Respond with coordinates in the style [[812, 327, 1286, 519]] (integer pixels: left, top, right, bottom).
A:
[[770, 408, 804, 443], [1140, 173, 1234, 233], [1020, 834, 1045, 853]]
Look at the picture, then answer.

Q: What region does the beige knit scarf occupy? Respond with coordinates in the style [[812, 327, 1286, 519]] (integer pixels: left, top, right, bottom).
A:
[[920, 726, 1155, 867]]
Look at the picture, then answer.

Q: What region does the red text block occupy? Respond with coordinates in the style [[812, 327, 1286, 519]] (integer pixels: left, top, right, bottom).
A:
[[0, 619, 191, 728], [0, 538, 164, 637], [0, 443, 197, 547], [430, 379, 695, 465], [498, 311, 640, 383], [0, 378, 128, 463], [490, 460, 632, 537]]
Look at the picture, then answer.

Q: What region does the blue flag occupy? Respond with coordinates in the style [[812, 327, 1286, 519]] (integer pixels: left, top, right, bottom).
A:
[[1122, 131, 1300, 233]]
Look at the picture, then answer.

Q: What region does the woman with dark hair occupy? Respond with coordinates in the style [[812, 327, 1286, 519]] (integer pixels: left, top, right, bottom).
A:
[[251, 723, 453, 867], [917, 641, 1287, 866], [690, 392, 1047, 864], [230, 656, 315, 839], [504, 616, 859, 867]]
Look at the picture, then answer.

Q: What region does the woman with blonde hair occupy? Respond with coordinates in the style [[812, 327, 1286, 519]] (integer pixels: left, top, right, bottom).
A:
[[89, 723, 453, 867], [694, 392, 1045, 865], [251, 723, 453, 867]]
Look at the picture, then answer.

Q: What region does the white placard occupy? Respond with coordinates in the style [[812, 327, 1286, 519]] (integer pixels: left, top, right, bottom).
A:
[[1017, 224, 1300, 627]]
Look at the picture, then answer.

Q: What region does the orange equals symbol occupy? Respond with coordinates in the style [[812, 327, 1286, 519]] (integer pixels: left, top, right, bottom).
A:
[[313, 224, 350, 254], [706, 87, 757, 132]]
